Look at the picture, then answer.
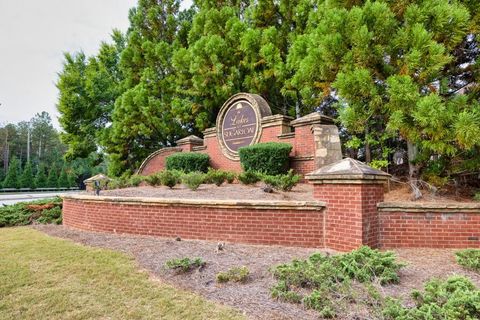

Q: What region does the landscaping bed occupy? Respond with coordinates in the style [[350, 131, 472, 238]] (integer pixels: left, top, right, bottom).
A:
[[34, 224, 480, 320], [86, 183, 315, 202]]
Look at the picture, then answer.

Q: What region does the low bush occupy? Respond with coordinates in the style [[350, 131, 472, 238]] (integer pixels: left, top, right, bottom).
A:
[[205, 169, 227, 186], [216, 266, 250, 283], [144, 173, 162, 186], [455, 249, 480, 272], [108, 178, 128, 190], [158, 170, 181, 188], [239, 142, 292, 175], [225, 172, 236, 184], [182, 172, 205, 191], [382, 276, 480, 319], [165, 257, 205, 273], [166, 152, 210, 173], [262, 169, 301, 192], [127, 175, 144, 187], [0, 197, 63, 227], [270, 246, 404, 317], [238, 171, 261, 185]]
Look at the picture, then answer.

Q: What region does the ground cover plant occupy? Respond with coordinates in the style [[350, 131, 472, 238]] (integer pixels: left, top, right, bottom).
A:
[[182, 172, 205, 191], [166, 153, 210, 173], [0, 197, 63, 227], [382, 276, 480, 319], [270, 246, 404, 317], [239, 142, 292, 175], [216, 266, 250, 283], [237, 171, 261, 185], [262, 169, 301, 192], [0, 228, 242, 320], [165, 257, 206, 273], [455, 249, 480, 273]]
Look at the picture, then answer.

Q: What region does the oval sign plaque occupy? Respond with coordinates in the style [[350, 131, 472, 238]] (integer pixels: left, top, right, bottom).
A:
[[216, 93, 272, 160]]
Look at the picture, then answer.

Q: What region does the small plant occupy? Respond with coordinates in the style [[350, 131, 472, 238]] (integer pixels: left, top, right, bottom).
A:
[[474, 192, 480, 201], [216, 266, 250, 283], [127, 175, 144, 187], [158, 170, 181, 188], [165, 257, 205, 273], [262, 169, 301, 192], [145, 173, 162, 186], [182, 172, 205, 191], [270, 281, 302, 303], [205, 169, 227, 186], [225, 172, 236, 184], [382, 276, 480, 319], [455, 249, 480, 272], [166, 152, 210, 173], [238, 171, 261, 185]]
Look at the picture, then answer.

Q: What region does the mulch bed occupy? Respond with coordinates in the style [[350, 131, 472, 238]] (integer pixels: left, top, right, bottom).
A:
[[33, 225, 480, 320], [89, 183, 316, 202]]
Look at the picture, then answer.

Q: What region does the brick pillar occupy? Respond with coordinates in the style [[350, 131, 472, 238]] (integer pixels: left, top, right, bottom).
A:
[[175, 135, 204, 152], [306, 158, 389, 251]]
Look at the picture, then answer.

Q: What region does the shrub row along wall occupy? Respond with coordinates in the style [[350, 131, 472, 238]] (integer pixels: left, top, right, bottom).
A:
[[63, 195, 326, 248]]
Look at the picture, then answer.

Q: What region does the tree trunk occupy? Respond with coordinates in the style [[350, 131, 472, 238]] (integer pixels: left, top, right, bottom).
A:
[[407, 141, 419, 180]]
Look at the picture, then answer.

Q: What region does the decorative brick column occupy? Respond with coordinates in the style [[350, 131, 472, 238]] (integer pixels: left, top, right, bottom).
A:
[[176, 135, 204, 152], [306, 158, 390, 251]]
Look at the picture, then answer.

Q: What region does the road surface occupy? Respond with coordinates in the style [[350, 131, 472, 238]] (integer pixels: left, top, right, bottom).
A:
[[0, 191, 80, 206]]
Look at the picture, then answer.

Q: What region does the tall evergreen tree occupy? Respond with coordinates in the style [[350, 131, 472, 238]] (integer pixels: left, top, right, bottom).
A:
[[57, 165, 70, 188], [34, 164, 48, 189], [2, 157, 21, 189], [46, 164, 59, 188], [19, 162, 34, 189]]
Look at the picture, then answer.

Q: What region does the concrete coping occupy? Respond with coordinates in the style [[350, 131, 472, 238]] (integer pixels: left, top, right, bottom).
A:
[[378, 202, 480, 213], [63, 194, 326, 211], [290, 112, 335, 127], [261, 114, 294, 127], [203, 127, 216, 138], [176, 135, 204, 146]]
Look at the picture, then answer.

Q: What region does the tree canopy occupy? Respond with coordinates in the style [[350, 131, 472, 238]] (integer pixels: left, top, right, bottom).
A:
[[56, 0, 480, 187]]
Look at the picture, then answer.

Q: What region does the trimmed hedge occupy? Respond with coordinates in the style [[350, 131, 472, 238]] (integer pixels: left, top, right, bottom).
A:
[[239, 142, 292, 175], [166, 152, 210, 173]]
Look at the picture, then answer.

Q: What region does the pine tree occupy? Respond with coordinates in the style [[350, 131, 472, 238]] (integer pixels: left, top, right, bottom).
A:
[[34, 164, 48, 189], [19, 162, 34, 189], [3, 157, 21, 189], [57, 166, 69, 188], [46, 164, 59, 188]]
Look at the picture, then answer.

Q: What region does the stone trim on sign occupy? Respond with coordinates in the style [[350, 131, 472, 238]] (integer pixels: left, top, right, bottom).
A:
[[63, 194, 326, 211]]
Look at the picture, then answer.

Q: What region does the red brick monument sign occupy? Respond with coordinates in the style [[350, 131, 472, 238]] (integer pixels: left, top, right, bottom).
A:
[[138, 92, 342, 175]]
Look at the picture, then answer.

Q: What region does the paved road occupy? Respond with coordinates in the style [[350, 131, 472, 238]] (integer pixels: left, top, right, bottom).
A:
[[0, 191, 80, 206]]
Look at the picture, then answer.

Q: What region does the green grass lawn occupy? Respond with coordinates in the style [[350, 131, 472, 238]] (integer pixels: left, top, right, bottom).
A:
[[0, 227, 244, 320]]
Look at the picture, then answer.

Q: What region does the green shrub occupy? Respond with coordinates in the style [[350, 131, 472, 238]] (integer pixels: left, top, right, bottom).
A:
[[205, 169, 227, 186], [455, 249, 480, 272], [238, 142, 292, 175], [144, 173, 162, 186], [270, 281, 302, 304], [262, 169, 301, 192], [383, 276, 480, 319], [158, 170, 181, 188], [108, 178, 128, 190], [165, 257, 205, 273], [238, 171, 261, 185], [0, 197, 63, 227], [182, 172, 205, 191], [127, 175, 144, 187], [216, 266, 250, 283], [225, 172, 236, 184], [166, 152, 210, 173], [270, 246, 404, 317], [474, 192, 480, 201]]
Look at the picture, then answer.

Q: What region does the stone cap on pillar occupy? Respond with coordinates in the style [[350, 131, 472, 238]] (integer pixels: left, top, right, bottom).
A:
[[176, 135, 204, 146], [306, 158, 390, 184], [290, 112, 335, 127]]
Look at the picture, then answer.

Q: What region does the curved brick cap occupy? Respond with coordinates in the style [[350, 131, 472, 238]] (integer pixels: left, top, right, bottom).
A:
[[306, 157, 390, 183]]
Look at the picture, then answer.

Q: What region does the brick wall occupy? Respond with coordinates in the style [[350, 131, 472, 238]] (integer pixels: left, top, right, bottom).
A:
[[63, 197, 325, 248], [313, 183, 384, 251], [138, 148, 182, 176], [378, 206, 480, 248]]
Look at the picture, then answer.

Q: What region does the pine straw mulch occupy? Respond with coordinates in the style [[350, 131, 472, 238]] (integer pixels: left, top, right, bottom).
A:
[[33, 225, 480, 320]]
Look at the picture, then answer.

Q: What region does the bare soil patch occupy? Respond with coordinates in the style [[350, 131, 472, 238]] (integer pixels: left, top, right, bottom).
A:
[[34, 225, 480, 320], [90, 183, 315, 202]]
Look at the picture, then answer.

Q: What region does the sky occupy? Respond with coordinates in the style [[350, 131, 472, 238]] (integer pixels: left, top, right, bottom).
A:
[[0, 0, 193, 128]]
